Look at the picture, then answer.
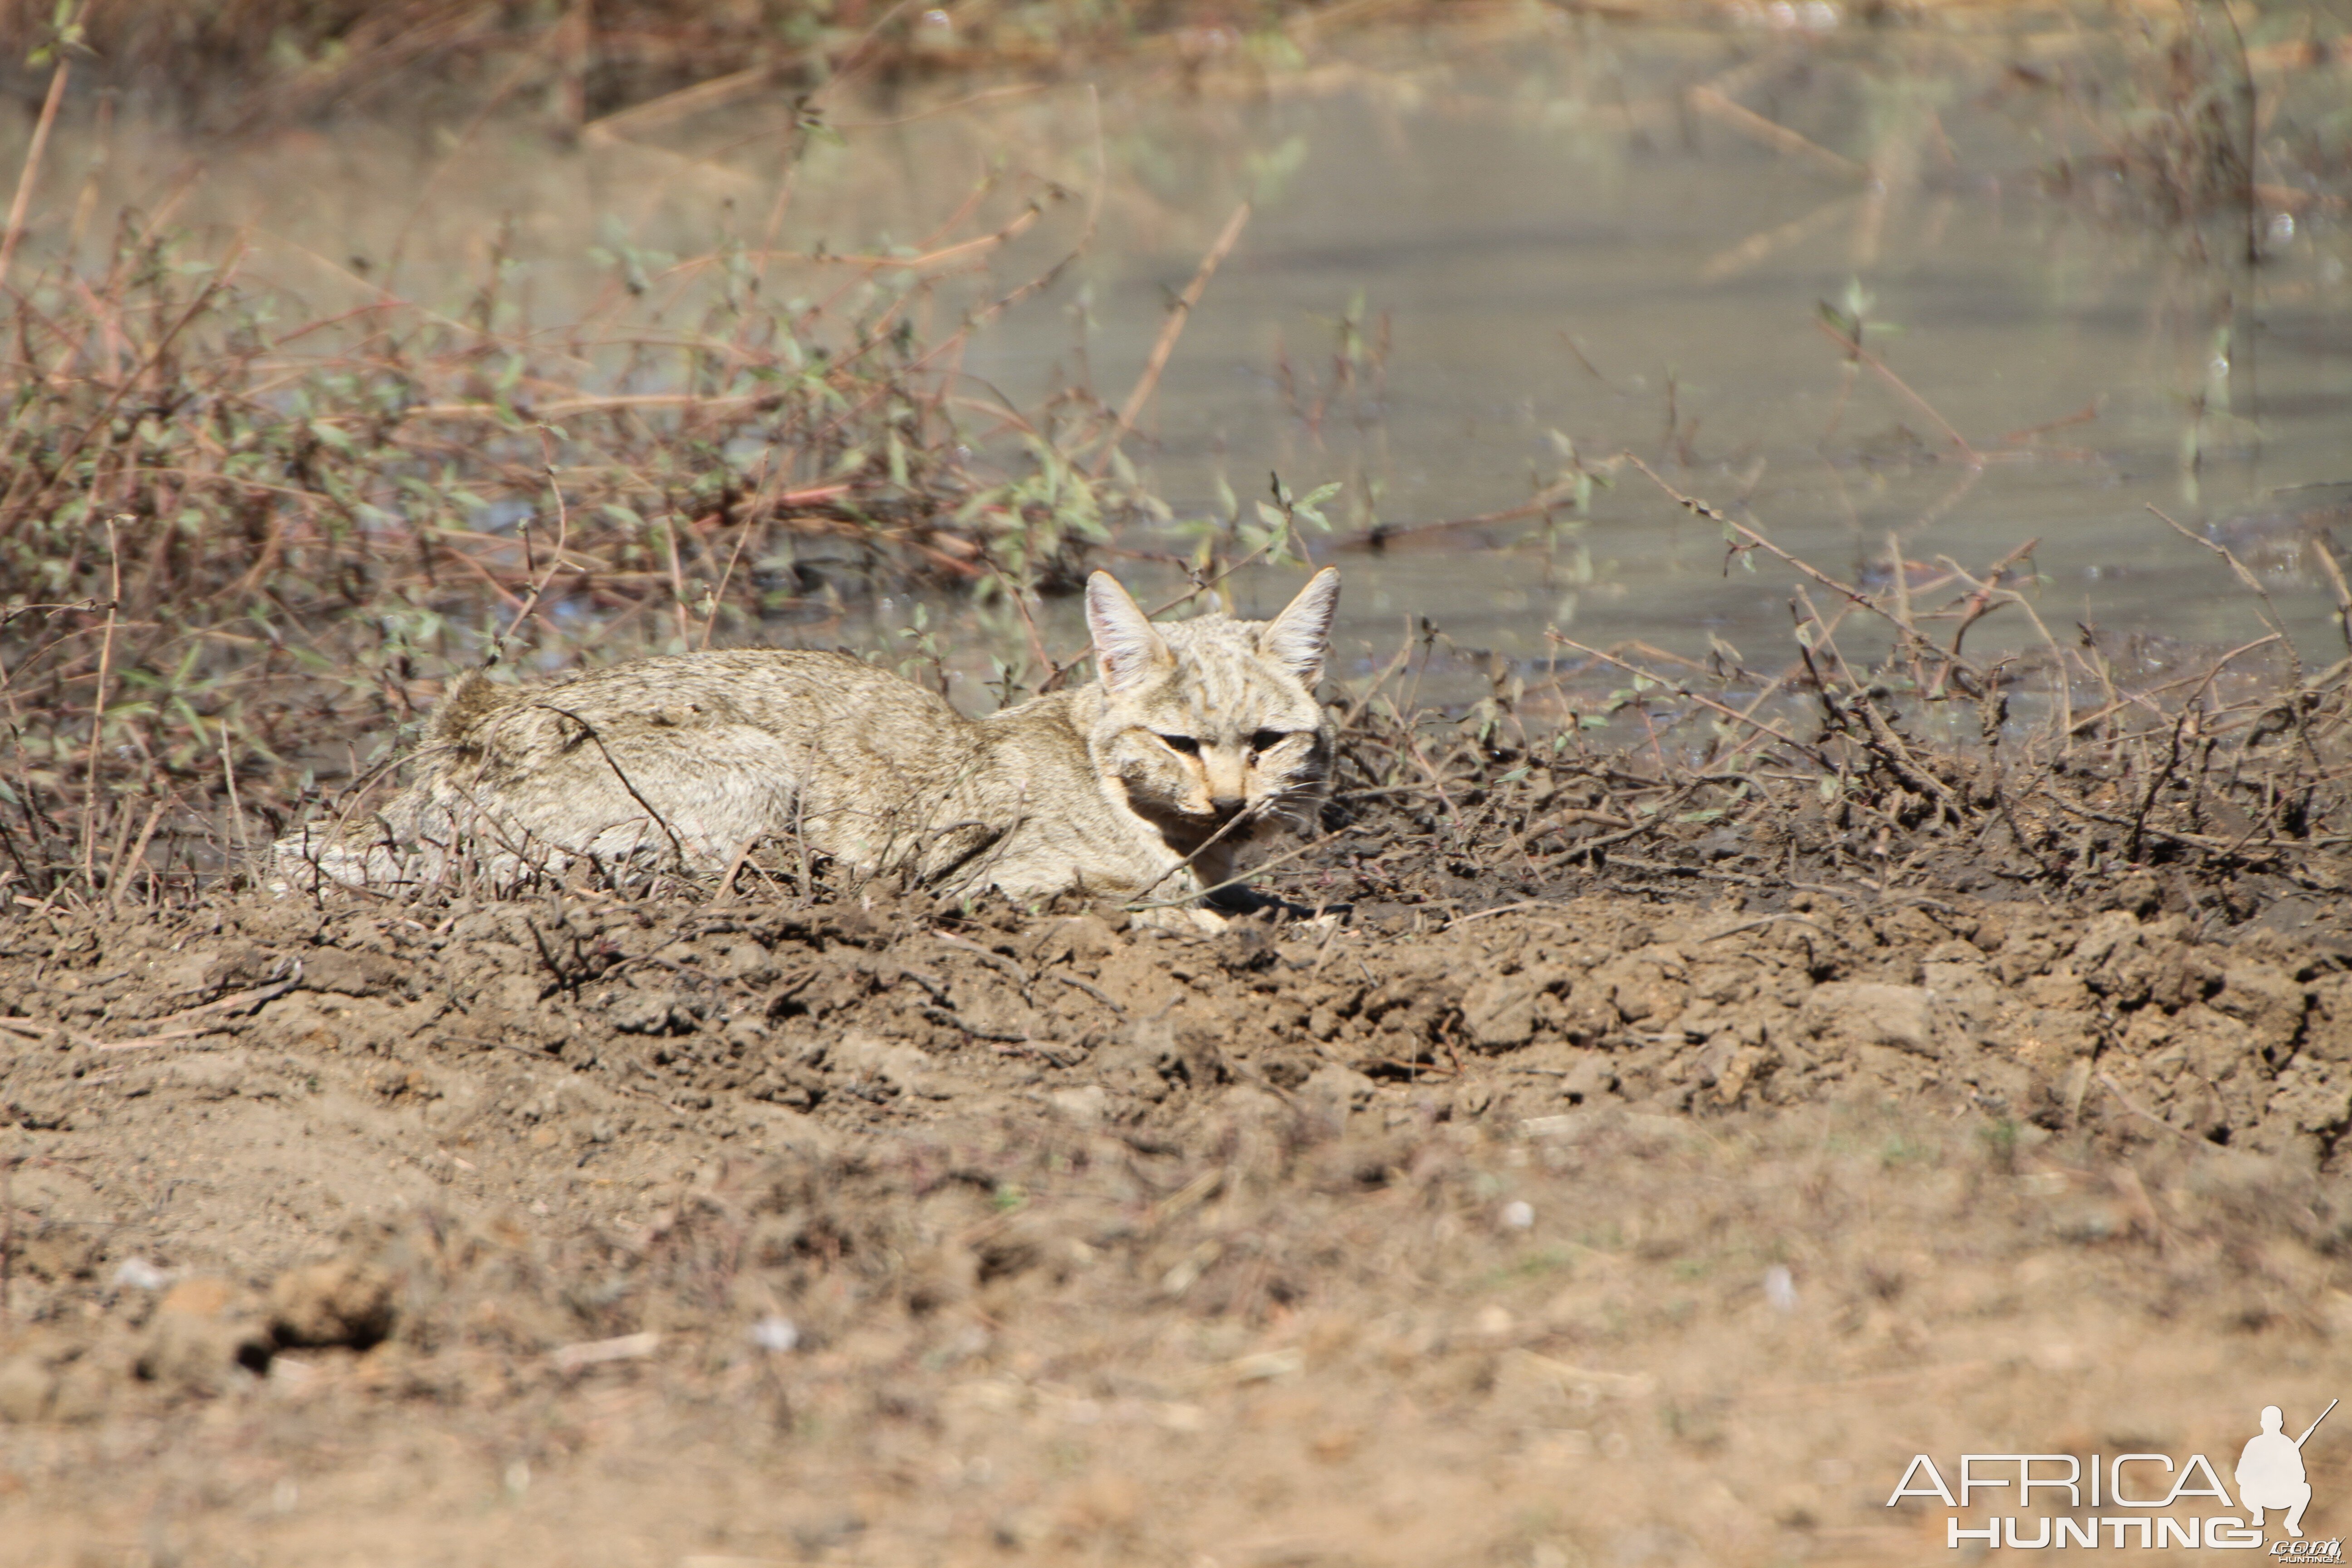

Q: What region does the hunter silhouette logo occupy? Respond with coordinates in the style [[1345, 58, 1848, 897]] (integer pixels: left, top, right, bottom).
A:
[[2242, 1400, 2334, 1539], [1886, 1396, 2342, 1551]]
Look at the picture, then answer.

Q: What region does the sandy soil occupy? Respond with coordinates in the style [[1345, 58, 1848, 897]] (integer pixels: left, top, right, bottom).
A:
[[4, 865, 2351, 1566]]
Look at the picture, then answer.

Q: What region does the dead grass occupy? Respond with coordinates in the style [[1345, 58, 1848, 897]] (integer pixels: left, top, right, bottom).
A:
[[3, 0, 2351, 923], [0, 176, 1180, 901], [0, 0, 1489, 126], [9, 252, 2352, 931]]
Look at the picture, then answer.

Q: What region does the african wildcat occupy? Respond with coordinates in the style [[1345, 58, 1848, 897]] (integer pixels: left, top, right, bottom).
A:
[[272, 568, 1340, 919]]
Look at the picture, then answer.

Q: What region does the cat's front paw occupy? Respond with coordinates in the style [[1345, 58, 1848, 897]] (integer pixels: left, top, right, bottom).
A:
[[1127, 904, 1228, 937]]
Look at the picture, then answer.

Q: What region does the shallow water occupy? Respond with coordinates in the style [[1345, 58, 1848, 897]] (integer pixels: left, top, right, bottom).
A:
[[24, 16, 2352, 692]]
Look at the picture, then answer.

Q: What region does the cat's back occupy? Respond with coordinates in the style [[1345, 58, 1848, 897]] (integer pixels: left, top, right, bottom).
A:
[[450, 648, 956, 735], [418, 649, 978, 808]]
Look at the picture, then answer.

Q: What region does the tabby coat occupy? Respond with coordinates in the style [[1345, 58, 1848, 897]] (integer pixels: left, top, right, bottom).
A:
[[274, 569, 1341, 915]]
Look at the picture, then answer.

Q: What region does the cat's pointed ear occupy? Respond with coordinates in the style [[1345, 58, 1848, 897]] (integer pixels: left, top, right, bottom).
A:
[[1087, 572, 1172, 694], [1259, 567, 1340, 689]]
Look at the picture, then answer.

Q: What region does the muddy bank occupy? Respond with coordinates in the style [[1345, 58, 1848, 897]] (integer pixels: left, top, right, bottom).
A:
[[7, 879, 2350, 1164], [9, 608, 2352, 1562], [5, 878, 2352, 1563]]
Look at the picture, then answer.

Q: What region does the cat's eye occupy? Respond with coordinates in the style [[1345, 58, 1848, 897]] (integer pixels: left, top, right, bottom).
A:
[[1249, 730, 1289, 754], [1157, 733, 1200, 755]]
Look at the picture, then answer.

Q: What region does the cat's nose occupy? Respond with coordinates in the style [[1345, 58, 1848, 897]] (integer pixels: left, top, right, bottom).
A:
[[1210, 796, 1246, 820]]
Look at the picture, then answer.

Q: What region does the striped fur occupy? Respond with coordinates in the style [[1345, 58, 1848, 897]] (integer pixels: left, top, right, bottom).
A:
[[272, 569, 1339, 924]]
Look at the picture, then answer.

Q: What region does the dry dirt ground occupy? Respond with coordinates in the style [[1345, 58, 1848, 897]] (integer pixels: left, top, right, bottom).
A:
[[5, 869, 2352, 1567]]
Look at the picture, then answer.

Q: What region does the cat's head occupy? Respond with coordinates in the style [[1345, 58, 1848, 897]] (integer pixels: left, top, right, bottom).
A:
[[1083, 568, 1340, 853]]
